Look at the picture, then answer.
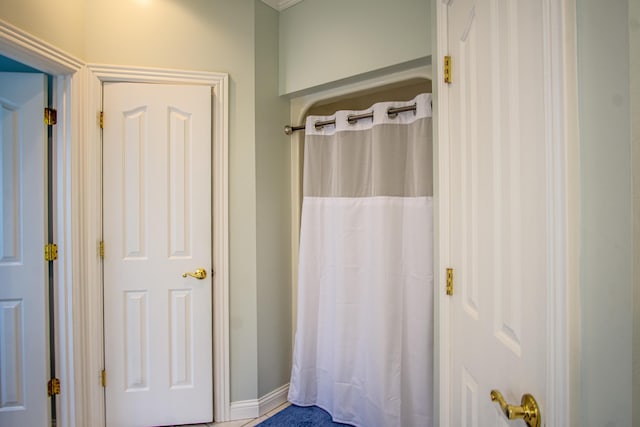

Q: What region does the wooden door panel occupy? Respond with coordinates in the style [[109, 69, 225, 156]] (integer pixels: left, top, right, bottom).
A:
[[448, 0, 547, 425], [0, 73, 47, 427], [103, 83, 213, 427]]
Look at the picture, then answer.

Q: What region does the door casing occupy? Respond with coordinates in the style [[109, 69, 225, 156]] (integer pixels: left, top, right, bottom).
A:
[[85, 64, 230, 424]]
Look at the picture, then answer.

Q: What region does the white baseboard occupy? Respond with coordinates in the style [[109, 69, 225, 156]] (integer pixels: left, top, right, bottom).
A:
[[229, 399, 260, 421], [258, 383, 290, 415], [229, 383, 289, 421]]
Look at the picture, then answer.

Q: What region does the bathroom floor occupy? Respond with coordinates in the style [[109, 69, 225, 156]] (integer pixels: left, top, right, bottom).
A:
[[177, 402, 291, 427]]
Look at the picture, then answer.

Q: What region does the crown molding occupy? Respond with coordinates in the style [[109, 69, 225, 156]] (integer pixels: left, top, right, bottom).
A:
[[261, 0, 303, 12], [0, 18, 83, 74]]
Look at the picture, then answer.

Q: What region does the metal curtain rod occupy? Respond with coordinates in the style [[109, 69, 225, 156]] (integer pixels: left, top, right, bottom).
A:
[[284, 103, 417, 135]]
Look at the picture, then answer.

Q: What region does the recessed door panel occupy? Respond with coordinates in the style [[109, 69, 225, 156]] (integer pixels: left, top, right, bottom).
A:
[[124, 291, 149, 391], [0, 104, 21, 264], [168, 108, 192, 258], [169, 290, 193, 388], [0, 299, 24, 409], [123, 107, 147, 259]]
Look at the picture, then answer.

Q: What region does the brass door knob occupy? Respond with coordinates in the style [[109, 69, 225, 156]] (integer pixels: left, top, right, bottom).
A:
[[182, 268, 207, 280], [490, 390, 540, 427]]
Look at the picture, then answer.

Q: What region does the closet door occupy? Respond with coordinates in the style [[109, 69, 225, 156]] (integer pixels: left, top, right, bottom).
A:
[[102, 82, 213, 427], [446, 0, 549, 425], [0, 73, 48, 427]]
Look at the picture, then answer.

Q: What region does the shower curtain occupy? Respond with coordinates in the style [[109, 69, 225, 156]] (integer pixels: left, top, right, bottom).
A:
[[288, 93, 434, 427]]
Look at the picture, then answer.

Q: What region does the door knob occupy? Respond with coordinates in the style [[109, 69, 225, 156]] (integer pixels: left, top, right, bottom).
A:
[[490, 390, 540, 427], [182, 268, 207, 280]]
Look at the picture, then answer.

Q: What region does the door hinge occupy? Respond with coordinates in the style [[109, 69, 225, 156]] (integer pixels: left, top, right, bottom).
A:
[[444, 55, 452, 84], [45, 243, 58, 261], [446, 268, 454, 296], [99, 111, 104, 129], [48, 378, 61, 396], [44, 108, 57, 125], [99, 241, 105, 259], [101, 370, 107, 387]]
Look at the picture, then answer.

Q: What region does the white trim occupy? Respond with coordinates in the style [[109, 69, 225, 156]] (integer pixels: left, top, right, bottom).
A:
[[258, 383, 290, 416], [212, 71, 232, 423], [288, 64, 433, 344], [0, 19, 82, 427], [84, 64, 231, 423], [434, 1, 451, 426], [261, 0, 303, 12], [53, 74, 77, 427], [541, 0, 578, 426], [0, 18, 82, 74], [229, 399, 260, 421], [229, 384, 290, 421], [72, 66, 105, 427], [86, 64, 226, 85]]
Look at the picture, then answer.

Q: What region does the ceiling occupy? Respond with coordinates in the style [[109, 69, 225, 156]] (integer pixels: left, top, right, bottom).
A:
[[260, 0, 303, 12]]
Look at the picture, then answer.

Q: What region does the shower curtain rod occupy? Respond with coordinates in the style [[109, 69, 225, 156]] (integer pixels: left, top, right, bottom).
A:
[[284, 103, 417, 135]]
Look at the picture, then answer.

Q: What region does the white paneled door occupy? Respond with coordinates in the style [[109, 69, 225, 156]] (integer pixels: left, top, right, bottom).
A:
[[103, 83, 213, 427], [0, 73, 48, 427], [447, 0, 547, 426]]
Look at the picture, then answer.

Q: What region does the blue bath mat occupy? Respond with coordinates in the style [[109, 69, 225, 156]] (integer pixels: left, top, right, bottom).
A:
[[256, 405, 353, 426]]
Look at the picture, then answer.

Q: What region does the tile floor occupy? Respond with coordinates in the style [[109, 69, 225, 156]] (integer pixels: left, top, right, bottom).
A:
[[187, 402, 291, 427]]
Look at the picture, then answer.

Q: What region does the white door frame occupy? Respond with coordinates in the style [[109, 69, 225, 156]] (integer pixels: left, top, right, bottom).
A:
[[434, 0, 580, 426], [0, 18, 82, 427], [84, 64, 231, 424]]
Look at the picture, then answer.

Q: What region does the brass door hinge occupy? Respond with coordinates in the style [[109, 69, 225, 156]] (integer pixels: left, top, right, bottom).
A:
[[44, 108, 57, 125], [101, 370, 107, 387], [45, 243, 58, 261], [444, 55, 452, 84], [446, 268, 454, 296], [99, 241, 105, 259], [48, 378, 61, 396], [99, 111, 104, 129]]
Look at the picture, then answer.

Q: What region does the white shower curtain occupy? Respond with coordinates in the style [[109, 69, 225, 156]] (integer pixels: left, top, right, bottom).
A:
[[288, 93, 434, 427]]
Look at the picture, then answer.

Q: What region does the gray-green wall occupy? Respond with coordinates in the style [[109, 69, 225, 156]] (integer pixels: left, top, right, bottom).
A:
[[631, 0, 640, 424], [576, 0, 634, 425], [255, 1, 292, 398], [278, 0, 431, 95]]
